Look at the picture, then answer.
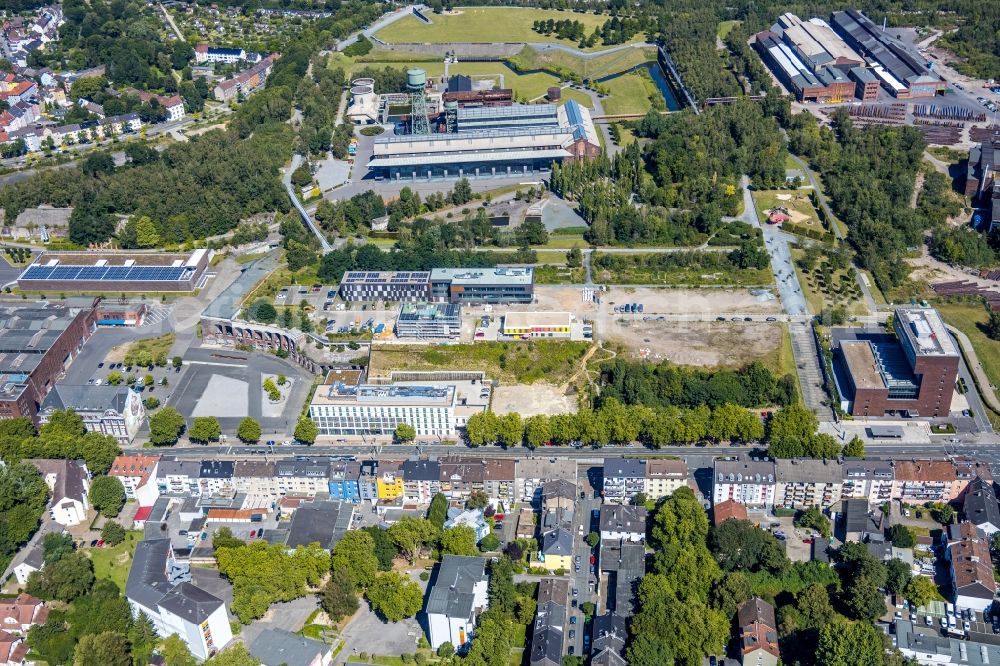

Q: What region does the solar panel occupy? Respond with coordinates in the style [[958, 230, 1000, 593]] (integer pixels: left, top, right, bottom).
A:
[[367, 272, 380, 279], [77, 267, 108, 279], [105, 267, 130, 279]]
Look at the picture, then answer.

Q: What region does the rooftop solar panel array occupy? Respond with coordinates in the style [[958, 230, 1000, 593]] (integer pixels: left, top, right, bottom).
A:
[[21, 264, 194, 282]]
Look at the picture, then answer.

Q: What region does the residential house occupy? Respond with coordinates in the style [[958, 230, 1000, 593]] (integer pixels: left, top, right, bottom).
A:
[[893, 459, 991, 504], [27, 459, 89, 527], [599, 504, 646, 543], [275, 459, 331, 497], [248, 627, 332, 666], [426, 555, 489, 650], [125, 539, 233, 660], [376, 460, 404, 501], [40, 385, 147, 444], [358, 460, 378, 503], [156, 458, 201, 495], [944, 522, 996, 610], [529, 579, 568, 666], [108, 454, 160, 506], [713, 457, 777, 508], [841, 460, 894, 504], [0, 631, 27, 666], [774, 459, 844, 510], [444, 507, 490, 542], [483, 459, 515, 505], [402, 459, 440, 504], [439, 458, 485, 502], [601, 537, 644, 616], [712, 499, 749, 525], [10, 542, 43, 586], [541, 479, 576, 512], [212, 55, 277, 103], [0, 594, 47, 634], [515, 458, 577, 504], [963, 477, 1000, 536], [840, 498, 884, 543], [539, 527, 573, 572], [233, 460, 278, 496], [198, 461, 234, 497], [602, 458, 645, 504], [130, 90, 184, 121], [328, 461, 361, 503], [193, 44, 247, 64], [644, 458, 689, 500], [737, 597, 780, 666], [590, 614, 628, 666]]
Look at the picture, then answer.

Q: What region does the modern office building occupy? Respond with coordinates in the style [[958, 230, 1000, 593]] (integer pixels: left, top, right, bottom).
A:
[[430, 267, 534, 304], [39, 384, 146, 444], [501, 311, 572, 339], [0, 302, 97, 422], [126, 539, 233, 661], [17, 249, 210, 293], [829, 10, 946, 98], [309, 378, 490, 438], [835, 307, 959, 417], [426, 555, 489, 650], [337, 271, 431, 303], [368, 101, 599, 180], [395, 302, 461, 339]]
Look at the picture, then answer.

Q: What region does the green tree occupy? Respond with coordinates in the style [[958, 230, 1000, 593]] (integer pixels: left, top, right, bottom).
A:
[[106, 370, 123, 385], [566, 245, 583, 268], [437, 642, 455, 658], [929, 503, 955, 525], [73, 631, 132, 666], [189, 416, 221, 443], [294, 416, 318, 444], [331, 530, 380, 589], [248, 298, 277, 324], [842, 575, 887, 622], [885, 558, 911, 595], [844, 435, 865, 458], [149, 407, 186, 446], [320, 567, 360, 622], [134, 215, 160, 248], [524, 414, 551, 448], [711, 571, 752, 617], [816, 618, 884, 666], [427, 493, 448, 530], [794, 583, 835, 630], [466, 489, 489, 510], [42, 533, 75, 564], [585, 532, 600, 548], [160, 633, 197, 666], [172, 356, 183, 369], [143, 373, 154, 387], [26, 551, 94, 601], [440, 526, 479, 556], [394, 423, 416, 443], [204, 644, 262, 666], [101, 521, 126, 547], [985, 311, 1000, 341], [904, 575, 941, 607], [497, 412, 524, 447], [709, 519, 788, 574], [465, 411, 499, 446], [212, 528, 245, 550], [362, 526, 399, 570], [366, 572, 423, 622], [237, 417, 262, 443], [488, 556, 516, 615], [795, 506, 831, 538], [144, 397, 161, 410], [388, 517, 438, 563], [89, 475, 125, 518], [889, 524, 915, 548]]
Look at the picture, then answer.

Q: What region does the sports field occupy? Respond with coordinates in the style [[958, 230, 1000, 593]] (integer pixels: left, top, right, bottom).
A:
[[375, 8, 627, 47]]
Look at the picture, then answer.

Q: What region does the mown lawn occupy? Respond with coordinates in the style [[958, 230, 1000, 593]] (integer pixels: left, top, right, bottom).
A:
[[375, 8, 634, 50], [601, 71, 657, 116], [88, 531, 142, 592], [936, 302, 1000, 406]]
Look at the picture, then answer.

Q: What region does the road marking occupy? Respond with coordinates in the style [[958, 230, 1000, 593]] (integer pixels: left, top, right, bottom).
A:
[[187, 360, 249, 369]]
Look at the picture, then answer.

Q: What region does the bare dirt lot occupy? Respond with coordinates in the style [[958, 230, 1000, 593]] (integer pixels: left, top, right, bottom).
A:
[[492, 383, 579, 416], [605, 321, 788, 369], [532, 285, 782, 317]]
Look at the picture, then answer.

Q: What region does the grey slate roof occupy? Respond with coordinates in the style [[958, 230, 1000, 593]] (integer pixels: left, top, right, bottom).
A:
[[199, 461, 234, 479], [603, 458, 645, 479], [402, 459, 440, 481], [542, 479, 576, 501], [775, 458, 843, 483], [158, 582, 226, 624], [964, 477, 1000, 530], [591, 613, 628, 666], [426, 555, 486, 619], [249, 628, 330, 666], [599, 504, 647, 535], [126, 538, 224, 624], [26, 459, 88, 505], [714, 457, 776, 484], [541, 527, 573, 556], [286, 501, 352, 549], [276, 459, 330, 478], [157, 459, 201, 478], [40, 384, 130, 414]]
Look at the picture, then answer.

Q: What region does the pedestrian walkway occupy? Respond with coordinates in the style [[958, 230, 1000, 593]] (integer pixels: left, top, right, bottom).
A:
[[789, 321, 832, 419]]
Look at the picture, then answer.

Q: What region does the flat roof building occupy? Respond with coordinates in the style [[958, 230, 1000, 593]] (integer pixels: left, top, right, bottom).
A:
[[755, 30, 857, 102], [430, 267, 534, 304], [834, 307, 959, 417], [501, 311, 571, 339], [338, 270, 431, 303], [395, 302, 461, 339], [309, 377, 490, 438], [18, 249, 210, 293]]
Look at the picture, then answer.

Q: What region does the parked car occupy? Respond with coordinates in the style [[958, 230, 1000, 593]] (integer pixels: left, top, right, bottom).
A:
[[570, 616, 577, 625], [569, 630, 576, 639]]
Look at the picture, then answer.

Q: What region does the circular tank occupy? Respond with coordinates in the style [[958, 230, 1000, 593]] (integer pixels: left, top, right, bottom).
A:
[[407, 68, 427, 90], [547, 86, 562, 101], [350, 84, 374, 96], [444, 99, 459, 111], [352, 77, 375, 87]]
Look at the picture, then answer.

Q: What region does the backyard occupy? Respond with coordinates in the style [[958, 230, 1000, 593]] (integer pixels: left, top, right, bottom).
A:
[[87, 530, 142, 592]]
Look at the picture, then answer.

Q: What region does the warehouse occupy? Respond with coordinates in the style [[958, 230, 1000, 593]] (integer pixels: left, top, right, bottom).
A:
[[308, 377, 490, 438], [772, 13, 864, 70], [395, 302, 462, 339], [754, 31, 856, 102], [430, 267, 534, 304], [830, 10, 946, 98], [367, 101, 600, 180], [18, 249, 210, 293]]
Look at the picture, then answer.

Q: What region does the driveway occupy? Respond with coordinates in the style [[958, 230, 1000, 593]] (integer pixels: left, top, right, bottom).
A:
[[336, 592, 424, 664], [241, 596, 320, 647]]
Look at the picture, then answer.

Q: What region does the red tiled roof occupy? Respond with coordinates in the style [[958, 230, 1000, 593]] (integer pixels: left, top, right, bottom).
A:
[[713, 499, 748, 524]]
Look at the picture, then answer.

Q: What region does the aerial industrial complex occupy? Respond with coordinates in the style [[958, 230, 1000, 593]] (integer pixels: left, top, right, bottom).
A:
[[755, 9, 945, 102], [17, 249, 211, 293]]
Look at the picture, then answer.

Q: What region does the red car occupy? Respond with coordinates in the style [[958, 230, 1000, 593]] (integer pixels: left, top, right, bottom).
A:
[[95, 540, 105, 548], [803, 538, 813, 544], [589, 555, 596, 565]]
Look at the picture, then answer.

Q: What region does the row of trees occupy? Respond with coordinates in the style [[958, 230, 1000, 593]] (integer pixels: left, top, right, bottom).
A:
[[0, 410, 121, 474]]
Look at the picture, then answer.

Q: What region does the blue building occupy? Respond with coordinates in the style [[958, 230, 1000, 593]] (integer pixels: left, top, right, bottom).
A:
[[328, 461, 361, 503]]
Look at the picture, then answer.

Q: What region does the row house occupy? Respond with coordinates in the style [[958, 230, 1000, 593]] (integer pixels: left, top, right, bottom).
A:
[[212, 54, 277, 103], [108, 454, 160, 506], [358, 460, 379, 502], [483, 459, 515, 505], [0, 74, 37, 106], [198, 461, 234, 496], [944, 522, 997, 610], [156, 459, 201, 495], [842, 460, 894, 504], [599, 504, 646, 543], [603, 458, 646, 505], [893, 459, 991, 504], [0, 101, 39, 134], [7, 113, 142, 153], [713, 458, 777, 508], [439, 457, 485, 501], [644, 459, 689, 501], [275, 459, 330, 497], [232, 461, 279, 496], [774, 459, 843, 510], [376, 460, 404, 501], [402, 459, 440, 504], [515, 458, 577, 504], [328, 461, 361, 503]]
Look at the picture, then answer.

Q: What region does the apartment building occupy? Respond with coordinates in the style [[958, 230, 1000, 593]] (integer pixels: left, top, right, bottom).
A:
[[713, 458, 777, 508], [944, 522, 997, 610], [439, 458, 485, 501], [328, 461, 361, 503], [737, 598, 780, 666], [529, 579, 568, 666], [599, 505, 647, 543], [376, 460, 404, 501], [774, 459, 843, 510], [402, 459, 440, 504], [602, 458, 646, 504], [426, 556, 489, 650], [483, 459, 515, 505], [841, 460, 894, 504], [275, 459, 331, 497], [198, 461, 234, 497], [515, 458, 577, 504], [232, 461, 279, 496], [156, 459, 201, 495], [109, 454, 160, 506], [963, 477, 1000, 536], [893, 459, 991, 504], [542, 479, 576, 512], [27, 459, 89, 527], [358, 460, 379, 503], [644, 459, 689, 500]]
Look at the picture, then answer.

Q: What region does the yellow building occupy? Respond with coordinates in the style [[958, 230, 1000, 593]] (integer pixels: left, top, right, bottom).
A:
[[377, 462, 404, 500], [539, 527, 573, 571], [501, 311, 572, 339]]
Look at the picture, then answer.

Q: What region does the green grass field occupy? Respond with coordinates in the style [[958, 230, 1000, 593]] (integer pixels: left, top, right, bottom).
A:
[[88, 531, 142, 592], [591, 253, 773, 287], [717, 20, 742, 40], [791, 248, 868, 317], [509, 44, 656, 81], [375, 8, 633, 49], [936, 302, 1000, 406], [600, 71, 657, 115], [751, 190, 822, 228]]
